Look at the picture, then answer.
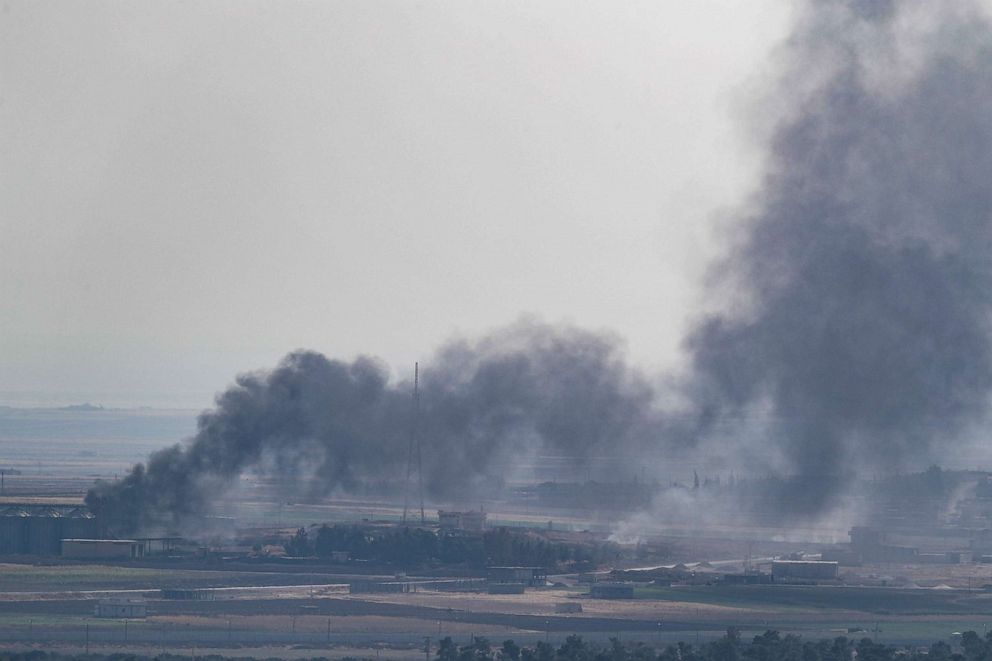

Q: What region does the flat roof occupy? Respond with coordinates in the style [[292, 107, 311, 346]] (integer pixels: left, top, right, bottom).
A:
[[62, 539, 141, 544]]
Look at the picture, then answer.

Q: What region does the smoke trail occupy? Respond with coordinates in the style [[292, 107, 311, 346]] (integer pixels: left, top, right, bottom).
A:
[[86, 322, 660, 533], [682, 0, 992, 513]]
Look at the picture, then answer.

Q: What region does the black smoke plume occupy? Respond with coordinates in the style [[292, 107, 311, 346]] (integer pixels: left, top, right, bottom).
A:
[[89, 1, 992, 530], [86, 323, 660, 533], [682, 0, 992, 513]]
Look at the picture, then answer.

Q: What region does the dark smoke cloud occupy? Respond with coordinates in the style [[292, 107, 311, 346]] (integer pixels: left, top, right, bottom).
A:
[[682, 0, 992, 513], [86, 322, 661, 533], [89, 0, 992, 531]]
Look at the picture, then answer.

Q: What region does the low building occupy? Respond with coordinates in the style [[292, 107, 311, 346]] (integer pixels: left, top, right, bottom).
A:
[[820, 548, 862, 566], [771, 560, 839, 582], [160, 588, 215, 600], [917, 551, 965, 564], [94, 598, 146, 618], [62, 539, 145, 559], [487, 566, 547, 587], [438, 510, 487, 532], [719, 572, 772, 585], [488, 583, 526, 595], [590, 583, 635, 599], [555, 602, 583, 613]]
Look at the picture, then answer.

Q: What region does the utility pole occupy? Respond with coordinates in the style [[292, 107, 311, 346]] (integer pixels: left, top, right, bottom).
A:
[[85, 624, 90, 654], [424, 636, 431, 661]]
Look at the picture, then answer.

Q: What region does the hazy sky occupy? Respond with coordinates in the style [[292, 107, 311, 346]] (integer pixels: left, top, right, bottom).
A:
[[1, 1, 791, 408]]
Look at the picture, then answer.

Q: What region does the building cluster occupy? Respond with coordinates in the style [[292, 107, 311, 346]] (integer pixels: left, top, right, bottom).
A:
[[486, 566, 548, 594], [0, 503, 179, 558], [818, 527, 969, 566], [0, 504, 100, 554]]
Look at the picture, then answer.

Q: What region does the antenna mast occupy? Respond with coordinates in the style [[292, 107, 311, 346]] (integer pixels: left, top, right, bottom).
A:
[[403, 363, 425, 525], [415, 363, 424, 524]]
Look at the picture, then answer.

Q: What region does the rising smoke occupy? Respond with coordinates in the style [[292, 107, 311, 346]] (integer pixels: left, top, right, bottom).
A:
[[88, 0, 992, 532], [86, 322, 662, 532], [679, 0, 992, 514]]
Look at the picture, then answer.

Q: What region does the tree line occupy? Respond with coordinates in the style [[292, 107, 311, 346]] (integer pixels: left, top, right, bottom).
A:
[[435, 629, 987, 661]]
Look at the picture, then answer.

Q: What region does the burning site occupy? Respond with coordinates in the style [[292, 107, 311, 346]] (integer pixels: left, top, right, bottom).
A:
[[6, 0, 992, 656], [87, 0, 992, 535]]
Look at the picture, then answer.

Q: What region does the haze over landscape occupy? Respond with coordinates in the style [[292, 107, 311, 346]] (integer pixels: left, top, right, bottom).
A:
[[8, 1, 992, 657], [1, 1, 790, 410]]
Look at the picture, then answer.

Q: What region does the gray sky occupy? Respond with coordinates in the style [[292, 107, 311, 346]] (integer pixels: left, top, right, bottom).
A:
[[1, 1, 790, 408]]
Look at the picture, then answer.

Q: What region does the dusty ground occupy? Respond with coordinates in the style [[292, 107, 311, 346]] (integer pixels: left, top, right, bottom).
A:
[[351, 589, 770, 622]]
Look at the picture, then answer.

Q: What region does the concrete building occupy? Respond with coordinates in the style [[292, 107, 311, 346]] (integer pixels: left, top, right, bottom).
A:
[[771, 560, 839, 582], [849, 526, 918, 563], [438, 510, 487, 532], [0, 504, 99, 555], [62, 539, 145, 559], [555, 602, 583, 613], [850, 526, 886, 550], [488, 583, 526, 594], [94, 598, 147, 618], [487, 566, 547, 587]]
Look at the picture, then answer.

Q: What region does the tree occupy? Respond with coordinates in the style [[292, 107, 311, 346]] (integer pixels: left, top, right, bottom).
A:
[[437, 637, 458, 661], [284, 527, 310, 557], [500, 640, 521, 661], [557, 635, 592, 661]]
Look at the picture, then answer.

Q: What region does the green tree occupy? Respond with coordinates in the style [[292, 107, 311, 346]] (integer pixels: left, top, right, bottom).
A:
[[284, 527, 310, 557]]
